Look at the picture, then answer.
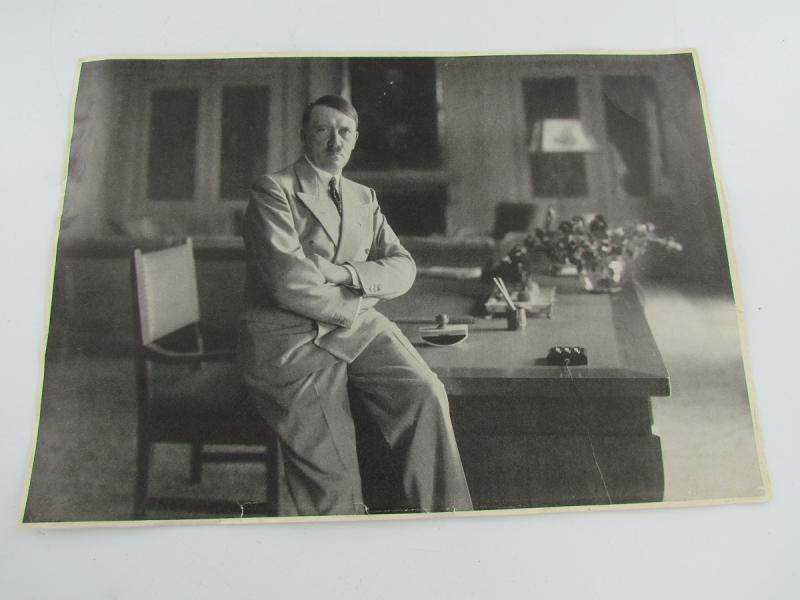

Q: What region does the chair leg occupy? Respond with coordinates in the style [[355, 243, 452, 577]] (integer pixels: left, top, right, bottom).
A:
[[190, 442, 203, 483], [265, 429, 280, 516], [134, 439, 152, 519]]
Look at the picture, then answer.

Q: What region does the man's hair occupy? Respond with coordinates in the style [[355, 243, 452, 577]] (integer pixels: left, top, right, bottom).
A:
[[301, 95, 359, 130]]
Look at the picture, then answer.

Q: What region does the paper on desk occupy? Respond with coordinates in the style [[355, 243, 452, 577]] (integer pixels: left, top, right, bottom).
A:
[[416, 266, 484, 280]]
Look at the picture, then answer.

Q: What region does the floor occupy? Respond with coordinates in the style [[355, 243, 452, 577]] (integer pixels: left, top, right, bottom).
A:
[[643, 284, 766, 502], [22, 283, 767, 522]]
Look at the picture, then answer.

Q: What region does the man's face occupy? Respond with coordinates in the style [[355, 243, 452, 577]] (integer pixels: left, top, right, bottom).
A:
[[301, 105, 359, 174]]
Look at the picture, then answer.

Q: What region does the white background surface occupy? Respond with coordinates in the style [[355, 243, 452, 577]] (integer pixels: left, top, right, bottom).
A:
[[1, 1, 797, 598]]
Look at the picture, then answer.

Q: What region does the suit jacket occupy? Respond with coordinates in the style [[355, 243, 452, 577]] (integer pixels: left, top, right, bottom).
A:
[[239, 157, 416, 385]]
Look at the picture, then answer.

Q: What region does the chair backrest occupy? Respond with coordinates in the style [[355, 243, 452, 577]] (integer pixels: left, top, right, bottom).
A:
[[132, 238, 201, 345], [493, 202, 537, 240]]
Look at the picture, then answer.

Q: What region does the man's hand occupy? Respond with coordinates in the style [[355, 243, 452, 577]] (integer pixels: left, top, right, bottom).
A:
[[310, 255, 352, 285]]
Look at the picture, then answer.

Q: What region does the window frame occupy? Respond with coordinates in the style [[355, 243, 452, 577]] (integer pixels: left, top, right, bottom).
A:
[[127, 61, 285, 231]]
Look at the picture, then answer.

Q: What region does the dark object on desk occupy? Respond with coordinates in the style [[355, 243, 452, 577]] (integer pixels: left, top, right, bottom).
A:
[[395, 315, 475, 325], [419, 313, 470, 347], [547, 346, 588, 366], [507, 307, 527, 331], [419, 328, 469, 347]]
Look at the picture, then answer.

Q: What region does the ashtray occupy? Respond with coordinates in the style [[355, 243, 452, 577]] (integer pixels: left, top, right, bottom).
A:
[[419, 324, 469, 347]]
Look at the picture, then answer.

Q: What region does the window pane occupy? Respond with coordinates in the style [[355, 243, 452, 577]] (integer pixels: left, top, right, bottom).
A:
[[220, 86, 270, 200], [522, 78, 587, 198], [147, 89, 198, 200], [348, 58, 440, 169]]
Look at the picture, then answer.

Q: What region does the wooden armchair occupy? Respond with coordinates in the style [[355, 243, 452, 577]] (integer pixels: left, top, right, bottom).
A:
[[130, 238, 278, 518]]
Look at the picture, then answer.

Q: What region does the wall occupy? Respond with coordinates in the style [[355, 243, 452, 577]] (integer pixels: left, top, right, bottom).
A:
[[439, 57, 528, 236], [439, 54, 727, 284], [60, 61, 123, 239], [59, 58, 346, 241], [57, 54, 729, 286], [649, 54, 730, 286]]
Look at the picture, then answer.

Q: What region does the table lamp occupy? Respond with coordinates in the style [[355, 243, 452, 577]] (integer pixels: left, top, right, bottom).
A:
[[528, 118, 597, 200]]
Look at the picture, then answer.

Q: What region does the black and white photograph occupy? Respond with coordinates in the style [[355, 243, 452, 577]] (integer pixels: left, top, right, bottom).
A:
[[5, 1, 800, 598], [21, 51, 768, 524]]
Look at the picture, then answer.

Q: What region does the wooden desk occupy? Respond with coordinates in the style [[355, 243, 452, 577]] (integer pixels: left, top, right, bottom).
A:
[[379, 276, 670, 510]]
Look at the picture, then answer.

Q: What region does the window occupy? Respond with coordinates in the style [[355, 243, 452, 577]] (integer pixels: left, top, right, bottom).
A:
[[143, 83, 271, 204], [345, 58, 447, 235], [348, 58, 440, 170], [121, 60, 288, 237], [522, 77, 588, 198]]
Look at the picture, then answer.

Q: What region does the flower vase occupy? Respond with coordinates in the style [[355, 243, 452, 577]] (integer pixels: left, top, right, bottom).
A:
[[579, 258, 626, 293]]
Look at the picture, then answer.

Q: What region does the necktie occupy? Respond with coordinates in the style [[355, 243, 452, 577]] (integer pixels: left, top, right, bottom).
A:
[[328, 177, 343, 216]]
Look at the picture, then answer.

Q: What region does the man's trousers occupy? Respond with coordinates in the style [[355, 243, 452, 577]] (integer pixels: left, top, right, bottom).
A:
[[246, 323, 473, 516]]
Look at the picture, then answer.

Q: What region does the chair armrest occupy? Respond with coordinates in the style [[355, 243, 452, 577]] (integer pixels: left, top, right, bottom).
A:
[[142, 343, 237, 365]]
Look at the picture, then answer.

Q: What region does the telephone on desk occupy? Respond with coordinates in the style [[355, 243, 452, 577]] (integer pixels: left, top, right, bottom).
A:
[[546, 346, 588, 366]]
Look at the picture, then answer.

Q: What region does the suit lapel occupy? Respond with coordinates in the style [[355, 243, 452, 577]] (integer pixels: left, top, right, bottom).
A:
[[294, 160, 340, 245], [335, 176, 368, 263]]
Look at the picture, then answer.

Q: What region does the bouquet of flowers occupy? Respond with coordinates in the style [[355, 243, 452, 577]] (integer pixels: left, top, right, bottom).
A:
[[529, 212, 682, 271], [488, 209, 682, 292]]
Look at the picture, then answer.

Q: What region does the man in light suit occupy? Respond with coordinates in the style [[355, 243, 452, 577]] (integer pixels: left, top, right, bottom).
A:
[[238, 95, 472, 516]]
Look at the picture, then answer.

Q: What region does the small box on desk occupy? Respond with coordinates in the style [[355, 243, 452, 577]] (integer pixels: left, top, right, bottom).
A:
[[546, 346, 588, 366]]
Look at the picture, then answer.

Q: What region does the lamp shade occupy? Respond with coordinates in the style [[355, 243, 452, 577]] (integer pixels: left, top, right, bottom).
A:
[[529, 118, 597, 153]]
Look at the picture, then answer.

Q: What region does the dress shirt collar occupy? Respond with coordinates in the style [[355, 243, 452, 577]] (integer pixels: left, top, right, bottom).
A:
[[304, 155, 341, 191]]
